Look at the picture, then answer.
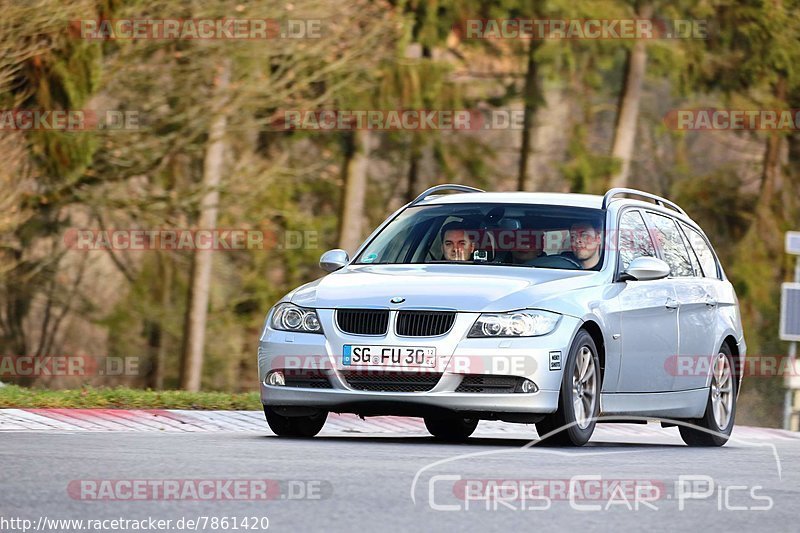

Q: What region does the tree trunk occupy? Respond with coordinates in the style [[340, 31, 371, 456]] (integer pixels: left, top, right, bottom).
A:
[[2, 255, 32, 386], [758, 77, 787, 217], [180, 61, 230, 391], [406, 133, 421, 202], [608, 3, 652, 189], [786, 85, 800, 221], [337, 129, 370, 253], [147, 253, 172, 390], [2, 256, 31, 357], [517, 38, 544, 191]]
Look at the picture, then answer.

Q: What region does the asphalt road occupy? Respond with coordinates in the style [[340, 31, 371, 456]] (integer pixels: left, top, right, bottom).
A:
[[1, 424, 798, 532]]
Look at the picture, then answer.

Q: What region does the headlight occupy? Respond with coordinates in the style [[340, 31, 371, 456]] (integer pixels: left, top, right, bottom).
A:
[[468, 310, 561, 338], [270, 303, 323, 334]]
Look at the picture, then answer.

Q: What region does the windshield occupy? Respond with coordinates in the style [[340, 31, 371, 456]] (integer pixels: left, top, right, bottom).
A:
[[355, 203, 606, 270]]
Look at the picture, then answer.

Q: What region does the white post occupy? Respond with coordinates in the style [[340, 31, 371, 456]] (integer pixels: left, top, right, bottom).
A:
[[784, 256, 800, 430], [785, 341, 797, 430], [796, 255, 800, 284]]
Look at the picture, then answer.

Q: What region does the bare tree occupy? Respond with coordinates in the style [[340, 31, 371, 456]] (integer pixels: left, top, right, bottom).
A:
[[78, 0, 397, 390], [517, 38, 544, 191], [180, 61, 230, 391], [608, 2, 653, 188], [337, 130, 371, 253]]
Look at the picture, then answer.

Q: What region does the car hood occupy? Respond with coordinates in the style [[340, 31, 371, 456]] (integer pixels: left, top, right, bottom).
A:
[[289, 264, 604, 313]]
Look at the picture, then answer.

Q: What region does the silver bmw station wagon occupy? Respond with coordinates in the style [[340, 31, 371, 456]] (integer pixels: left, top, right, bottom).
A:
[[258, 185, 746, 446]]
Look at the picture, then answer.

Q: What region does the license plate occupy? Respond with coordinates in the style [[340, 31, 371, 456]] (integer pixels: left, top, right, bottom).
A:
[[342, 345, 436, 368]]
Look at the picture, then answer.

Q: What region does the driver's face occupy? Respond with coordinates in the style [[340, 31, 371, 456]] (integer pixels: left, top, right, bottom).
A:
[[443, 229, 475, 261], [570, 224, 601, 262]]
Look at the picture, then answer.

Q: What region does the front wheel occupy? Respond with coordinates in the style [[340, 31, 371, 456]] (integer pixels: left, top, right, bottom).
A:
[[264, 406, 327, 437], [536, 330, 600, 446], [424, 417, 478, 442], [678, 345, 737, 447]]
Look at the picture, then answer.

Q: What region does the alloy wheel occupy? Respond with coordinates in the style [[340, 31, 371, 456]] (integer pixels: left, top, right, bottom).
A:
[[572, 345, 597, 430], [710, 352, 734, 430]]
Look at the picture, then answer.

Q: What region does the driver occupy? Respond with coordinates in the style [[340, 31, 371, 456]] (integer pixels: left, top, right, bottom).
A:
[[441, 221, 477, 262], [569, 221, 602, 269], [512, 229, 546, 264]]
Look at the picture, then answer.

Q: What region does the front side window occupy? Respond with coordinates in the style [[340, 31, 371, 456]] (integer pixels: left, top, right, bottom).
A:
[[355, 203, 606, 270], [680, 222, 720, 279], [617, 210, 656, 271], [647, 213, 695, 277]]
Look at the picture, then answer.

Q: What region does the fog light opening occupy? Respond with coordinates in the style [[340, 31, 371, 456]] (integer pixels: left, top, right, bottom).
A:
[[517, 379, 538, 394], [266, 370, 285, 386]]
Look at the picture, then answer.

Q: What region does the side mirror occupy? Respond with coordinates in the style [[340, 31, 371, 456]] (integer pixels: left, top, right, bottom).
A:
[[620, 256, 671, 281], [319, 249, 349, 273]]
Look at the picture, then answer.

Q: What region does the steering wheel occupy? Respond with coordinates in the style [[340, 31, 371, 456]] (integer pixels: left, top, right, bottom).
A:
[[528, 255, 583, 270]]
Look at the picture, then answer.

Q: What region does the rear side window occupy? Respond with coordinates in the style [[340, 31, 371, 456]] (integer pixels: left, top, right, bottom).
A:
[[617, 210, 656, 270], [679, 226, 702, 276], [680, 222, 720, 279], [647, 213, 695, 277]]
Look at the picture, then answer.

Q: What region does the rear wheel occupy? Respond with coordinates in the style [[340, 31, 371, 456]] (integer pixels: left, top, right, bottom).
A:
[[424, 417, 478, 442], [264, 406, 327, 437], [678, 345, 736, 447], [536, 330, 600, 446]]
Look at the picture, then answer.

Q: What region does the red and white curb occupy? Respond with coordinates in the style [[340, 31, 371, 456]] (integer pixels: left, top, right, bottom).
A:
[[1, 409, 424, 434], [0, 408, 798, 441]]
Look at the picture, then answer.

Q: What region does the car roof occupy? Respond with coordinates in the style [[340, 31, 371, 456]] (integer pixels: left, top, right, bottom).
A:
[[420, 191, 701, 228], [421, 192, 604, 209]]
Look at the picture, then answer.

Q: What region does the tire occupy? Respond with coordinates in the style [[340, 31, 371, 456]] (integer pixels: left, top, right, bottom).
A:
[[678, 344, 737, 447], [536, 329, 600, 446], [424, 416, 479, 442], [264, 406, 327, 437]]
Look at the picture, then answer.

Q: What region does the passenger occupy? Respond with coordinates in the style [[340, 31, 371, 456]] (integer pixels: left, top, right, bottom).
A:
[[441, 221, 477, 262]]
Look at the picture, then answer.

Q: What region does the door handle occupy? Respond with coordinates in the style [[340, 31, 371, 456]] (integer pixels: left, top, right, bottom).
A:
[[665, 298, 679, 310], [704, 297, 718, 308]]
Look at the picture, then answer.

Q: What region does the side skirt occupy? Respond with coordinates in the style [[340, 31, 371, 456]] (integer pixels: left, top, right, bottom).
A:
[[600, 388, 708, 419]]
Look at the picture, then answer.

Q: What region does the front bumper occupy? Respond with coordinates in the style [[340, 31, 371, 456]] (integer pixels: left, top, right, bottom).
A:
[[262, 385, 561, 418], [257, 309, 582, 417]]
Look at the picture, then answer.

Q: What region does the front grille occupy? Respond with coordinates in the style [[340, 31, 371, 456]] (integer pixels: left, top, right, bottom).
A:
[[396, 311, 456, 337], [341, 371, 442, 392], [336, 309, 389, 336], [283, 369, 333, 389], [455, 375, 520, 394]]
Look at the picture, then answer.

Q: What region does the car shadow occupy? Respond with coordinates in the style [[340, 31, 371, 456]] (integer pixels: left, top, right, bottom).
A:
[[255, 434, 685, 448]]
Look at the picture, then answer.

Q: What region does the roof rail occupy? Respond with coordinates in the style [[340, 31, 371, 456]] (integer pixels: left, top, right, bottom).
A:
[[409, 184, 485, 206], [602, 187, 686, 215]]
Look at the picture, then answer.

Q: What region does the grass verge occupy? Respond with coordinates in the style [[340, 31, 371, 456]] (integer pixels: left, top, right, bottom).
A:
[[0, 385, 262, 410]]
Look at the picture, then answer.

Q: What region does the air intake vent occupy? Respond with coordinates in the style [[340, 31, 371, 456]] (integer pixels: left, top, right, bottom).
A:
[[336, 309, 389, 336], [283, 369, 333, 389], [341, 371, 442, 392], [455, 375, 521, 394], [396, 311, 456, 337]]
